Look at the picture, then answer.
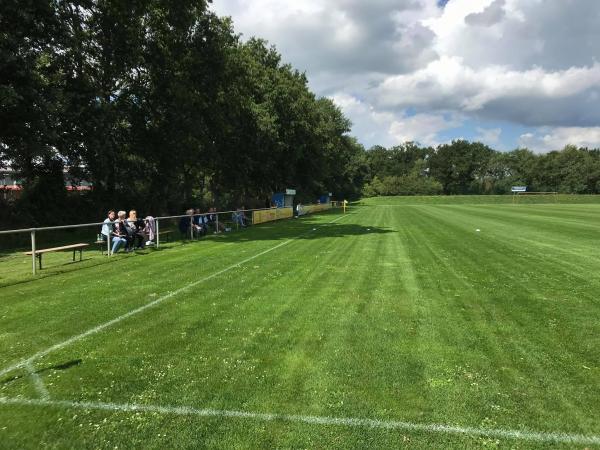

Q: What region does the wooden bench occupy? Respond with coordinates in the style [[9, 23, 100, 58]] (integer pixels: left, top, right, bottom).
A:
[[25, 243, 89, 270]]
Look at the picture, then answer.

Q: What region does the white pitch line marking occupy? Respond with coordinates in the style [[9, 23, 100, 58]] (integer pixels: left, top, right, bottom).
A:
[[0, 213, 350, 379], [24, 363, 49, 400], [0, 396, 598, 446], [326, 214, 351, 224]]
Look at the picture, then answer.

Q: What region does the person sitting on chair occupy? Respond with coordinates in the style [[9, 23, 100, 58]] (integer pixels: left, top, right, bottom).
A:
[[179, 209, 193, 238], [116, 211, 134, 251], [102, 210, 123, 254], [209, 207, 225, 232], [239, 206, 248, 227], [101, 210, 115, 243], [233, 206, 246, 227], [110, 211, 129, 254], [192, 208, 207, 238], [127, 210, 146, 249]]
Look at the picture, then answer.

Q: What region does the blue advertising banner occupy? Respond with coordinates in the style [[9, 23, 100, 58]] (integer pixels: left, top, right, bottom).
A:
[[271, 193, 285, 208]]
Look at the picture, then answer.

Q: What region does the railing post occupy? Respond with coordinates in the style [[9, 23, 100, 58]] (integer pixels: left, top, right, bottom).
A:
[[31, 230, 36, 275], [107, 227, 111, 256], [156, 218, 160, 248], [216, 213, 220, 234], [190, 216, 194, 240]]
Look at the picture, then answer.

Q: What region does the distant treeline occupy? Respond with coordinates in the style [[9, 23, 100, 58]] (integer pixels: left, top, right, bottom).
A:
[[1, 2, 599, 228], [362, 142, 600, 197]]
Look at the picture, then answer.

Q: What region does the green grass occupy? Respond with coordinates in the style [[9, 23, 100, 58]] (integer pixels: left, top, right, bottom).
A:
[[360, 193, 600, 205], [1, 199, 599, 448]]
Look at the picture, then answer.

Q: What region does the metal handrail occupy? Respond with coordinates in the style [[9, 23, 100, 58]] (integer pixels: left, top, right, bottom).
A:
[[0, 207, 279, 235], [0, 204, 337, 275]]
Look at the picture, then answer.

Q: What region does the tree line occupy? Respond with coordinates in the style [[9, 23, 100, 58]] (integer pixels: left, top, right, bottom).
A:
[[2, 1, 599, 228], [1, 0, 365, 226], [362, 141, 600, 197]]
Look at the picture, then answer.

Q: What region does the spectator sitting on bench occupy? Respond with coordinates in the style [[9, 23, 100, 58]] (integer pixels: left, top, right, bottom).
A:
[[192, 208, 207, 238], [101, 210, 117, 251], [114, 210, 133, 252], [179, 209, 193, 238], [101, 210, 115, 243], [127, 210, 146, 249], [208, 207, 225, 232], [205, 208, 213, 231], [232, 207, 246, 228], [101, 210, 127, 254], [207, 207, 218, 232], [241, 206, 250, 226], [201, 209, 211, 234]]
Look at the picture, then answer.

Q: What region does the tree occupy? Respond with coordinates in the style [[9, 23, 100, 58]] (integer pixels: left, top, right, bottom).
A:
[[429, 140, 495, 194], [0, 0, 63, 185]]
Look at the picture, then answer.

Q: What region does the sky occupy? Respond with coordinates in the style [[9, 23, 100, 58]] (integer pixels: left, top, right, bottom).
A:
[[210, 0, 600, 153]]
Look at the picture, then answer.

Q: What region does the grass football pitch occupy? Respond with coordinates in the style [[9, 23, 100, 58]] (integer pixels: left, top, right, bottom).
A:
[[1, 197, 599, 448]]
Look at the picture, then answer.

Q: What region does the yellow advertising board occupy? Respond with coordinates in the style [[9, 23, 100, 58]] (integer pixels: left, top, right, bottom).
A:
[[252, 207, 293, 225], [301, 203, 332, 214], [279, 207, 294, 219]]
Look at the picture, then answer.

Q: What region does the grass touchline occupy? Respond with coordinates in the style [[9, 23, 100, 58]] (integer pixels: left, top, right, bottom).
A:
[[1, 396, 599, 445]]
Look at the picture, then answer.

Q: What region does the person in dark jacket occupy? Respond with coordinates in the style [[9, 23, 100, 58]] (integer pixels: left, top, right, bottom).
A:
[[179, 209, 193, 238], [127, 210, 146, 249]]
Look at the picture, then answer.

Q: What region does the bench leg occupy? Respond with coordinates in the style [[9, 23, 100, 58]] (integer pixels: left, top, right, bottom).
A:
[[73, 249, 76, 262], [80, 249, 83, 261], [37, 254, 42, 270]]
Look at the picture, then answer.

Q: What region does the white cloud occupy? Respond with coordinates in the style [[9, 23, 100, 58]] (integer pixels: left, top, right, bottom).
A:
[[376, 56, 600, 118], [389, 113, 462, 147], [426, 0, 600, 71], [519, 127, 600, 152], [465, 0, 506, 27], [212, 0, 600, 150], [211, 0, 440, 80], [328, 93, 397, 148], [410, 0, 600, 130], [329, 93, 461, 148]]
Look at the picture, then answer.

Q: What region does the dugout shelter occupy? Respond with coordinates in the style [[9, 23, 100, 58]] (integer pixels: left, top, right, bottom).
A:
[[272, 188, 296, 208]]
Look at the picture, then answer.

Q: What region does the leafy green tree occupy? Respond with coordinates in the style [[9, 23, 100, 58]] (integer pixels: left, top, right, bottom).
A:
[[533, 146, 600, 194], [17, 157, 68, 226], [0, 0, 63, 184], [429, 140, 495, 194]]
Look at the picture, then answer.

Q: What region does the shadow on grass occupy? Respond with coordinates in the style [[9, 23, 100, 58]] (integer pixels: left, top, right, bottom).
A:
[[1, 359, 82, 385], [218, 221, 394, 243]]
